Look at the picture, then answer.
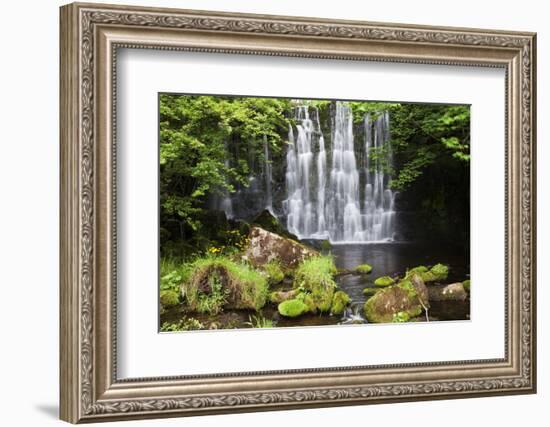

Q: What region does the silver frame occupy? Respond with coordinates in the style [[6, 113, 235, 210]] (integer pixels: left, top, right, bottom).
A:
[[60, 2, 536, 423]]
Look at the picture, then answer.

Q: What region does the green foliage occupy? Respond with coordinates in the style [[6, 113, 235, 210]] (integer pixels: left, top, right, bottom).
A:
[[160, 258, 193, 292], [159, 289, 180, 307], [430, 263, 449, 281], [195, 276, 228, 315], [160, 94, 292, 244], [397, 279, 418, 299], [406, 265, 429, 276], [159, 95, 470, 251], [264, 260, 285, 285], [354, 264, 373, 274], [330, 290, 351, 315], [160, 317, 204, 332], [392, 311, 411, 323], [278, 299, 309, 318], [374, 276, 395, 287], [320, 240, 332, 251], [245, 314, 275, 328], [462, 279, 471, 293], [293, 256, 338, 313], [183, 255, 269, 313]]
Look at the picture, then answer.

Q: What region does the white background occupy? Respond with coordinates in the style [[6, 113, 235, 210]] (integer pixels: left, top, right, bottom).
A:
[[117, 50, 504, 377], [0, 0, 546, 426]]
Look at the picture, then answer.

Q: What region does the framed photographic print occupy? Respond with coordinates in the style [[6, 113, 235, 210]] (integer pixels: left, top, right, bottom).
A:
[[60, 2, 537, 423]]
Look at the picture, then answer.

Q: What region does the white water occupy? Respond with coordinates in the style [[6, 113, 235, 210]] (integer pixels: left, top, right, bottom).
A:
[[263, 134, 273, 213], [284, 102, 396, 243]]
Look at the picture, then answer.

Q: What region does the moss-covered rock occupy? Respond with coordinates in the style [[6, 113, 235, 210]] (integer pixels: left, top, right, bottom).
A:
[[244, 227, 318, 269], [407, 263, 449, 283], [263, 260, 285, 285], [430, 263, 449, 281], [293, 255, 338, 313], [428, 282, 468, 302], [354, 264, 373, 274], [330, 290, 351, 315], [160, 289, 180, 307], [269, 289, 299, 304], [364, 274, 429, 323], [374, 276, 395, 287], [183, 256, 269, 313], [392, 311, 410, 323], [462, 279, 471, 293], [278, 299, 309, 318], [406, 265, 429, 275]]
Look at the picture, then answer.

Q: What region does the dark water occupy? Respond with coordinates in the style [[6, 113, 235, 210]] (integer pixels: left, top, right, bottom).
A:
[[161, 241, 470, 330], [329, 241, 469, 306]]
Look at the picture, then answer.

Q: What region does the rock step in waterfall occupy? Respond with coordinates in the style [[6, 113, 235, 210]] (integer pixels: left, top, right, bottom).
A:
[[283, 102, 396, 243]]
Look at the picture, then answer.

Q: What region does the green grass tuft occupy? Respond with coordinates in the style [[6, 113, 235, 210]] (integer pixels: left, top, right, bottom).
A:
[[184, 255, 269, 314]]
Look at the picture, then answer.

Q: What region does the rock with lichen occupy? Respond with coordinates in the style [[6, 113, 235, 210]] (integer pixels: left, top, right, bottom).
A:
[[243, 227, 318, 269], [364, 274, 429, 323]]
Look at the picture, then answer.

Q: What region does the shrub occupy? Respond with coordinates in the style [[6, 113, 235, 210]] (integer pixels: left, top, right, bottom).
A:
[[320, 240, 332, 251], [278, 299, 309, 317], [160, 289, 180, 307], [264, 260, 285, 285], [160, 258, 194, 292], [462, 279, 471, 293]]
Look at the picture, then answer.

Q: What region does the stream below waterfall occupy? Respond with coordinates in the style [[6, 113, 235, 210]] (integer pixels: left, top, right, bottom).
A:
[[161, 241, 470, 330]]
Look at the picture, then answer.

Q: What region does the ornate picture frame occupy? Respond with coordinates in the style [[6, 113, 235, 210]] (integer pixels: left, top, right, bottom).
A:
[[60, 2, 536, 423]]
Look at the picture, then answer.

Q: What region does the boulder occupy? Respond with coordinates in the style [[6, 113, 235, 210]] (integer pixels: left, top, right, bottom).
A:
[[354, 264, 373, 274], [330, 290, 351, 315], [244, 227, 318, 269], [269, 289, 299, 304], [278, 299, 309, 318], [364, 274, 429, 323], [252, 210, 298, 241], [428, 282, 468, 302]]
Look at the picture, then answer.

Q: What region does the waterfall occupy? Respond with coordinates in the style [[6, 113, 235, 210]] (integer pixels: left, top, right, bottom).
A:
[[263, 134, 273, 213], [284, 101, 396, 243]]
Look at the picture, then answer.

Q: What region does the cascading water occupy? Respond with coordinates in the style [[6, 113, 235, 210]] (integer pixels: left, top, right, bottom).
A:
[[284, 101, 396, 243], [263, 134, 274, 214]]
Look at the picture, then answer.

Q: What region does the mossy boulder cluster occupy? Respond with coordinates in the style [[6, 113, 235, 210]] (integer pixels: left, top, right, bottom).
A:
[[406, 263, 449, 283], [276, 256, 351, 318], [244, 226, 318, 269], [181, 256, 269, 314], [364, 273, 430, 323]]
